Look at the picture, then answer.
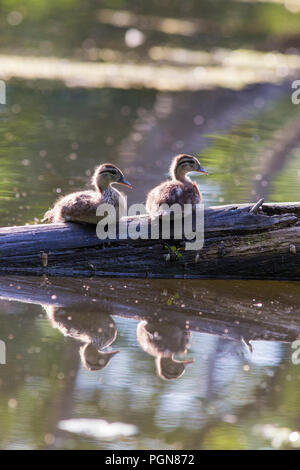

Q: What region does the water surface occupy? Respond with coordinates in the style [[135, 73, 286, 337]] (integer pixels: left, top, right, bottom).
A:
[[0, 0, 300, 451], [0, 276, 299, 450]]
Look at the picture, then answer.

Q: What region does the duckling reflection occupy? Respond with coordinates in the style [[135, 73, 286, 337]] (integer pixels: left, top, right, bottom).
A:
[[137, 320, 194, 380], [146, 154, 208, 218], [44, 306, 119, 371]]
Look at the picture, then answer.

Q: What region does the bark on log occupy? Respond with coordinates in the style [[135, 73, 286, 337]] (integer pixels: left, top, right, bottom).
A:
[[0, 202, 299, 279]]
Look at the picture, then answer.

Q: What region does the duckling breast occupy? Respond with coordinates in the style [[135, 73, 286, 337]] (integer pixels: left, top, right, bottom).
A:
[[146, 180, 201, 217]]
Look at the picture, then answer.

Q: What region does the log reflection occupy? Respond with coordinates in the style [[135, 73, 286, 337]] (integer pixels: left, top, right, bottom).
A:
[[0, 276, 299, 381]]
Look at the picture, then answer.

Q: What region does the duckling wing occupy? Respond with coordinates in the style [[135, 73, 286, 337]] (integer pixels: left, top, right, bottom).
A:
[[42, 191, 102, 224], [59, 191, 102, 224], [146, 182, 184, 216]]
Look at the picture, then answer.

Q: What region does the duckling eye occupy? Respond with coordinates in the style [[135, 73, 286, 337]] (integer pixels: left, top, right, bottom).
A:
[[103, 169, 117, 176]]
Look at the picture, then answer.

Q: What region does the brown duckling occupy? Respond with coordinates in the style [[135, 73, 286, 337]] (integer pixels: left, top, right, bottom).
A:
[[42, 163, 131, 224], [146, 154, 208, 218]]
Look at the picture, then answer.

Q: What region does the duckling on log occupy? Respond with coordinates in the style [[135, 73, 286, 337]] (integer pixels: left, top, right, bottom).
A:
[[146, 154, 208, 218], [43, 163, 131, 224]]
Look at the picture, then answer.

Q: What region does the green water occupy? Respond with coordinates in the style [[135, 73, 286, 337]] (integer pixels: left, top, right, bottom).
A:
[[0, 0, 300, 451]]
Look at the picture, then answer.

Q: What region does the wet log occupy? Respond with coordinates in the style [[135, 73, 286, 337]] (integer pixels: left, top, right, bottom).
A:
[[0, 202, 299, 279]]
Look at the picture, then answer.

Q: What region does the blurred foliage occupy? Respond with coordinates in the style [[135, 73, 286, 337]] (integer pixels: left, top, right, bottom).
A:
[[269, 147, 300, 201], [200, 97, 300, 203], [0, 0, 300, 56], [0, 0, 78, 14]]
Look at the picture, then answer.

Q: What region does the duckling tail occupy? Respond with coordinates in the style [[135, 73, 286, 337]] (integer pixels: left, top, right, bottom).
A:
[[42, 208, 54, 223]]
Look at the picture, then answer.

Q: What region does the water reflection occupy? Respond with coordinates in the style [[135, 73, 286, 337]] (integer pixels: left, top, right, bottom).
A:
[[45, 307, 119, 372], [0, 276, 300, 449], [41, 299, 286, 381], [44, 304, 195, 380]]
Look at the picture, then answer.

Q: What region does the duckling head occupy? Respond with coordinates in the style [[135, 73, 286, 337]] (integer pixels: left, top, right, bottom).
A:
[[170, 154, 208, 182], [93, 163, 132, 191], [79, 343, 120, 371]]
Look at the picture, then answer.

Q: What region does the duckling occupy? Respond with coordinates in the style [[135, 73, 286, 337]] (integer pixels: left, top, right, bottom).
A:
[[45, 306, 119, 372], [146, 154, 208, 218], [137, 320, 194, 380], [155, 357, 194, 381], [42, 163, 131, 224]]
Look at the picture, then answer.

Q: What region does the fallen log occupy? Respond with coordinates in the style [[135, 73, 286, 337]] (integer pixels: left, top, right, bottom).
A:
[[0, 202, 299, 279]]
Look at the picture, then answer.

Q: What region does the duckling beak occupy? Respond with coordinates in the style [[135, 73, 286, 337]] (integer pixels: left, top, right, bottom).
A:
[[196, 166, 208, 175], [118, 177, 132, 188], [106, 349, 120, 357], [180, 358, 195, 365]]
